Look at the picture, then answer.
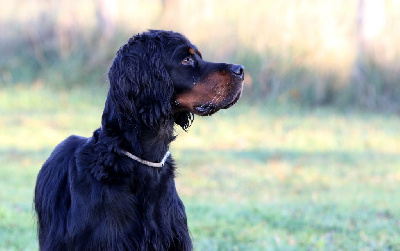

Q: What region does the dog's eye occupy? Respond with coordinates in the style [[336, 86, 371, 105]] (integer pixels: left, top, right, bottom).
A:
[[182, 57, 194, 65]]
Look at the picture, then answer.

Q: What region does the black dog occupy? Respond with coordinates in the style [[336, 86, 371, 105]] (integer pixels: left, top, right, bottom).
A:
[[34, 30, 244, 250]]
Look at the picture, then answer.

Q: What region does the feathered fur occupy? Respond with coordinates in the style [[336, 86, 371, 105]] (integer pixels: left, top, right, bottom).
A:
[[34, 30, 244, 251]]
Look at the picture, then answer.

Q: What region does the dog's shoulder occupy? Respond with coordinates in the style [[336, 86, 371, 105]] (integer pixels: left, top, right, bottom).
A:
[[38, 134, 87, 177], [73, 128, 119, 180], [50, 134, 88, 160]]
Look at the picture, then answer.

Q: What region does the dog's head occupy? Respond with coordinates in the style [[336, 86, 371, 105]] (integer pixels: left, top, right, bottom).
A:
[[104, 30, 244, 131]]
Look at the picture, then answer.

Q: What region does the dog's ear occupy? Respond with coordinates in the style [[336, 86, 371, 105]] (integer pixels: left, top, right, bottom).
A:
[[105, 34, 174, 130]]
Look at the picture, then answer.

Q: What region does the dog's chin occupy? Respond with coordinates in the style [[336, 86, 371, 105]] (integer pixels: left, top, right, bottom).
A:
[[221, 88, 242, 110], [194, 104, 218, 116], [195, 88, 243, 116]]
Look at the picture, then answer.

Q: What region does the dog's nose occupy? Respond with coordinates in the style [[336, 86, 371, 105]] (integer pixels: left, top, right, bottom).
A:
[[231, 64, 245, 79]]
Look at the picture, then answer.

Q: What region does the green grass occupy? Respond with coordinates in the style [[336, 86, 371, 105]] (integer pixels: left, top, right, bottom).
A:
[[1, 86, 400, 250]]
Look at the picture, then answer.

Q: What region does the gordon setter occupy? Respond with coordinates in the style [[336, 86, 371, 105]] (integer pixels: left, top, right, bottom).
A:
[[34, 30, 244, 250]]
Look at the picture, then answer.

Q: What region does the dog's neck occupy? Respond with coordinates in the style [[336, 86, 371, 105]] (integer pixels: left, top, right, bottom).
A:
[[102, 121, 174, 163], [135, 120, 175, 162], [101, 98, 176, 164]]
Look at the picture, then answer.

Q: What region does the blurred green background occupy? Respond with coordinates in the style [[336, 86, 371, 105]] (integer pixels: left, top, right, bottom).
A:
[[1, 0, 400, 250]]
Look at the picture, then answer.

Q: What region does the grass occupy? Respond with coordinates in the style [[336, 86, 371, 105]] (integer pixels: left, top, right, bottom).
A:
[[1, 86, 400, 250]]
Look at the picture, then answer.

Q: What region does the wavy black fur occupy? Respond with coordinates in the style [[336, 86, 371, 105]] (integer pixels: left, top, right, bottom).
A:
[[34, 29, 244, 250], [34, 31, 193, 250]]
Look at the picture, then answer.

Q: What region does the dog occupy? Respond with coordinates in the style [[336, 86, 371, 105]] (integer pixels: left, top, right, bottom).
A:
[[34, 30, 244, 250]]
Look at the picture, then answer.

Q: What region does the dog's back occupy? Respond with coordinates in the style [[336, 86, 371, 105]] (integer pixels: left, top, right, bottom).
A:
[[35, 135, 87, 250]]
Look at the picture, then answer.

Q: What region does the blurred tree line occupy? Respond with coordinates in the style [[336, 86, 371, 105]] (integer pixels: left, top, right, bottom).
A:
[[0, 0, 399, 112], [351, 0, 400, 111]]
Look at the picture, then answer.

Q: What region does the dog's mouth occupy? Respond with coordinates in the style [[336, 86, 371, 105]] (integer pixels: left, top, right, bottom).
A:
[[194, 83, 243, 116], [221, 87, 242, 110], [194, 104, 217, 116], [173, 68, 244, 117]]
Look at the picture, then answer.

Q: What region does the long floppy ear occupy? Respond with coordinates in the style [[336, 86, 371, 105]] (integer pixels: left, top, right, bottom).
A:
[[103, 33, 174, 130]]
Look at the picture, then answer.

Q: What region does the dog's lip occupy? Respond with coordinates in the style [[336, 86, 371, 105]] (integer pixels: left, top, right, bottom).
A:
[[194, 104, 216, 115], [194, 81, 243, 115], [221, 85, 243, 110]]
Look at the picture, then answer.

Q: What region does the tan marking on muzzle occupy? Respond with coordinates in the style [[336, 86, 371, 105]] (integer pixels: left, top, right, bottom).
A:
[[175, 71, 233, 110]]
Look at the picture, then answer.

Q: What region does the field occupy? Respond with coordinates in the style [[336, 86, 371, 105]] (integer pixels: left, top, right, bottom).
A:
[[1, 86, 400, 250], [1, 0, 400, 249]]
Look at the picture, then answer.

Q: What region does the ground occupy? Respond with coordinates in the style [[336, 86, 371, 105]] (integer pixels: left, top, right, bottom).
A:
[[1, 86, 399, 250]]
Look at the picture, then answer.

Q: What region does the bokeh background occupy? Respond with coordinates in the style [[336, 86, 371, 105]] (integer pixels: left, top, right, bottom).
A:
[[1, 0, 400, 249]]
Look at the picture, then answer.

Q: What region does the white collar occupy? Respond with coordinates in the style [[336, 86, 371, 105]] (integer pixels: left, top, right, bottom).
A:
[[121, 150, 170, 168]]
